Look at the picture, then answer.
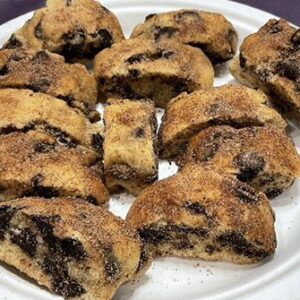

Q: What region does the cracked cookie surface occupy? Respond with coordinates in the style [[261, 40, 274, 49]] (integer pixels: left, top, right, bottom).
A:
[[3, 0, 124, 62], [127, 164, 276, 264], [131, 9, 238, 64], [0, 49, 99, 121], [0, 89, 103, 154], [94, 38, 214, 108], [230, 19, 300, 121], [158, 85, 287, 158], [178, 126, 300, 198], [0, 131, 109, 204]]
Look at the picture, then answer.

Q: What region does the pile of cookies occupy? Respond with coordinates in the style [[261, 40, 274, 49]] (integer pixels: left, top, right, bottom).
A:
[[0, 0, 299, 299]]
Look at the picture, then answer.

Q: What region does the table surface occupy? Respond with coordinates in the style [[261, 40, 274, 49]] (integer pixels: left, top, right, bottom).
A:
[[0, 0, 299, 26]]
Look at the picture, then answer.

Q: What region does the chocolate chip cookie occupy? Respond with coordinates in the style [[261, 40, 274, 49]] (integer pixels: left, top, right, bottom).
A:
[[0, 197, 144, 299], [131, 9, 238, 64], [104, 99, 158, 195], [3, 0, 124, 62], [0, 131, 109, 205], [127, 164, 276, 264], [0, 49, 99, 121], [94, 38, 214, 108], [158, 85, 287, 158], [0, 89, 103, 154], [178, 126, 300, 198], [230, 19, 300, 121]]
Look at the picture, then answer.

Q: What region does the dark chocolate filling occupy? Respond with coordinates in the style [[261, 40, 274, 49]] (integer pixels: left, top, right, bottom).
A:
[[10, 228, 37, 257], [0, 206, 17, 240], [217, 231, 269, 259]]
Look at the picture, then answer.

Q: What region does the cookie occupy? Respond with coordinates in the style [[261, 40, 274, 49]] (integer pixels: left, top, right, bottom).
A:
[[131, 9, 238, 64], [94, 38, 214, 108], [230, 19, 300, 121], [0, 49, 99, 121], [0, 131, 109, 205], [178, 126, 300, 198], [3, 0, 124, 62], [0, 197, 145, 299], [158, 85, 287, 158], [104, 99, 158, 195], [0, 89, 103, 154], [127, 164, 276, 264]]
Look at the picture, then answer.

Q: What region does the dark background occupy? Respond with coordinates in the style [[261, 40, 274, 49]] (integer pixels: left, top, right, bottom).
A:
[[0, 0, 299, 26]]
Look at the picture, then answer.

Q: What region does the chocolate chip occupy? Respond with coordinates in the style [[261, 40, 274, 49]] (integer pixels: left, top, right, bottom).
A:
[[57, 94, 74, 106], [0, 206, 17, 240], [139, 224, 208, 246], [234, 152, 266, 182], [103, 246, 121, 282], [97, 29, 113, 49], [205, 245, 216, 255], [135, 127, 145, 137], [184, 201, 207, 215], [136, 245, 149, 273], [139, 227, 170, 245], [29, 175, 59, 198], [33, 51, 49, 61], [153, 26, 179, 41], [110, 82, 141, 99], [10, 228, 37, 257], [34, 142, 55, 153], [128, 69, 140, 79], [162, 50, 174, 58], [126, 51, 174, 64], [277, 61, 299, 81], [145, 13, 157, 21], [232, 181, 259, 204], [86, 195, 98, 205], [32, 215, 61, 253], [42, 256, 86, 297], [240, 53, 247, 68], [60, 238, 87, 261], [269, 21, 282, 34], [170, 78, 187, 94], [3, 35, 22, 49], [291, 29, 300, 44], [34, 23, 44, 39], [45, 126, 76, 148], [28, 78, 51, 93], [265, 187, 283, 199], [217, 231, 268, 259], [91, 133, 103, 154], [65, 0, 73, 6], [62, 28, 86, 59], [173, 238, 194, 250], [0, 65, 8, 76]]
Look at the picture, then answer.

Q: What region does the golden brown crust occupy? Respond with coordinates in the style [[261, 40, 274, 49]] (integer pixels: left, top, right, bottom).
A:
[[0, 131, 109, 205], [0, 88, 103, 154], [3, 0, 124, 61], [0, 49, 99, 120], [94, 38, 214, 108], [158, 85, 287, 158], [230, 19, 300, 121], [104, 99, 158, 195], [0, 197, 143, 299], [127, 164, 276, 264], [131, 9, 238, 64], [178, 126, 300, 198]]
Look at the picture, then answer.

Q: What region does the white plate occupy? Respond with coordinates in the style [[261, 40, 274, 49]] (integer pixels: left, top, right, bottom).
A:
[[0, 1, 299, 299]]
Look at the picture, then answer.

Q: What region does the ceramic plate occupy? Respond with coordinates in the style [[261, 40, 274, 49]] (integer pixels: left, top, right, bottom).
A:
[[0, 0, 299, 299]]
